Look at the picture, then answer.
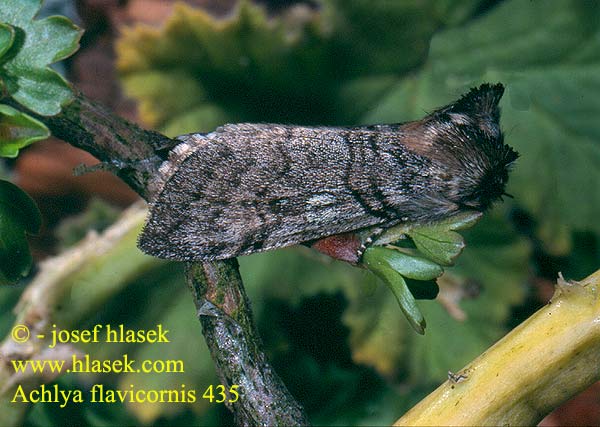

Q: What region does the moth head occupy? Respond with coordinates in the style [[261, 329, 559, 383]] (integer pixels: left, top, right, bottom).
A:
[[441, 83, 519, 211], [403, 83, 519, 212], [456, 141, 519, 211]]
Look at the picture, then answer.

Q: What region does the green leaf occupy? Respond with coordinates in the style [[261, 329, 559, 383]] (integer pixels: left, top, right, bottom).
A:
[[362, 246, 441, 300], [362, 248, 427, 334], [408, 228, 464, 267], [2, 68, 72, 116], [0, 103, 50, 157], [364, 247, 443, 281], [372, 212, 481, 267], [360, 213, 483, 333], [0, 179, 41, 235], [0, 0, 82, 115], [0, 23, 15, 59], [0, 179, 41, 285]]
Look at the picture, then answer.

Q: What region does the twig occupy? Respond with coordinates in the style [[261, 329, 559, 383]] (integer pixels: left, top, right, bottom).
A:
[[33, 93, 172, 199], [186, 262, 309, 425]]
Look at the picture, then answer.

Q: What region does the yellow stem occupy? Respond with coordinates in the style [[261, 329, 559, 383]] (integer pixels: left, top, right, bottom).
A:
[[395, 269, 600, 426]]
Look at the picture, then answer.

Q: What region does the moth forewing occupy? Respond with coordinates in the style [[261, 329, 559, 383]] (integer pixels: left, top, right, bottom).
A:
[[138, 83, 517, 261]]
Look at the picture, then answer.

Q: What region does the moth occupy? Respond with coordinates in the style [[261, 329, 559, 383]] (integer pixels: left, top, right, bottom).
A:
[[138, 83, 518, 261]]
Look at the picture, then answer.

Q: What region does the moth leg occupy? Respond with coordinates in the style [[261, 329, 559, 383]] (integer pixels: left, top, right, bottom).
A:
[[72, 160, 124, 176], [357, 227, 385, 261], [73, 159, 158, 176]]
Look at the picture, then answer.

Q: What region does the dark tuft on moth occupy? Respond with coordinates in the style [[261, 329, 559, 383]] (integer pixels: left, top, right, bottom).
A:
[[138, 83, 518, 261]]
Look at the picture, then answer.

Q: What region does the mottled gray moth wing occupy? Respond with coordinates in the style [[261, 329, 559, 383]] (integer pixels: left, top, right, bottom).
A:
[[139, 124, 393, 261], [139, 83, 518, 262]]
